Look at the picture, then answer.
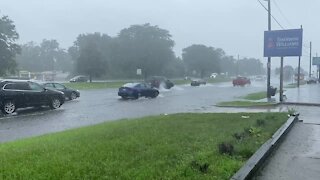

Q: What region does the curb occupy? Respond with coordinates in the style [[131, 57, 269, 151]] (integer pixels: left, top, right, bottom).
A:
[[230, 115, 299, 180], [215, 103, 280, 108], [282, 102, 320, 107]]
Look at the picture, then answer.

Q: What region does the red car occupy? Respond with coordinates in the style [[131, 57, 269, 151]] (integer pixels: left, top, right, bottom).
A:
[[233, 77, 251, 86]]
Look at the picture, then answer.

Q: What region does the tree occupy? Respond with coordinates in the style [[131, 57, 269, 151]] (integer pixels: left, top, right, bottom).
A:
[[220, 56, 236, 76], [162, 57, 186, 78], [115, 23, 175, 79], [69, 33, 111, 82], [237, 58, 264, 76], [0, 15, 21, 76], [182, 44, 221, 78], [283, 65, 294, 81], [16, 40, 72, 72], [275, 65, 294, 81], [16, 42, 42, 72], [40, 39, 60, 71]]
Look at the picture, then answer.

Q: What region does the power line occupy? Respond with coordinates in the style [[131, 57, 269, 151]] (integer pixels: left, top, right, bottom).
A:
[[257, 0, 285, 30], [272, 0, 294, 28]]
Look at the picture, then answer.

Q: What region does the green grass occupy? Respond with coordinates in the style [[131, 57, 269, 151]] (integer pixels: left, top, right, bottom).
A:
[[172, 79, 191, 85], [63, 77, 231, 90], [217, 101, 278, 107], [0, 113, 287, 179], [241, 91, 267, 100], [63, 82, 133, 90], [173, 77, 231, 85]]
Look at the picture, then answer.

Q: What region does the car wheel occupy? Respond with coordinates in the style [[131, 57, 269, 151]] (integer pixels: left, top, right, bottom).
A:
[[70, 92, 77, 100], [121, 96, 128, 100], [133, 93, 139, 99], [50, 98, 61, 109], [2, 100, 16, 114], [151, 91, 159, 98]]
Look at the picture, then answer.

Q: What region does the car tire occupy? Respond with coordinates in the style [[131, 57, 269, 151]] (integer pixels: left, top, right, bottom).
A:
[[121, 96, 128, 100], [2, 100, 16, 114], [133, 93, 139, 99], [50, 98, 61, 109], [70, 92, 77, 100], [151, 91, 159, 98]]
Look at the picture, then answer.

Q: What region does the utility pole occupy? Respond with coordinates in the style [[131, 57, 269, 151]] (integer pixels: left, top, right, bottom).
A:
[[266, 0, 272, 99], [297, 25, 302, 87], [237, 54, 240, 76], [280, 57, 284, 102], [309, 41, 312, 77]]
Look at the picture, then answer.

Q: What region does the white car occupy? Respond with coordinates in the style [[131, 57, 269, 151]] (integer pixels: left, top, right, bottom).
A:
[[210, 73, 218, 78]]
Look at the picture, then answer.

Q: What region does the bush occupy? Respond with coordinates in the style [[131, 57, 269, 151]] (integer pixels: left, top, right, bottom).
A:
[[218, 142, 234, 155], [191, 161, 210, 173]]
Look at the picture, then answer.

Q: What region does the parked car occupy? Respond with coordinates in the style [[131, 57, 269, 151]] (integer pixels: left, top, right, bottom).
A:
[[233, 76, 251, 86], [254, 75, 266, 81], [42, 82, 80, 100], [118, 83, 159, 99], [0, 80, 65, 114], [210, 73, 218, 78], [146, 76, 174, 89], [69, 75, 88, 83], [306, 77, 318, 84], [191, 79, 206, 86]]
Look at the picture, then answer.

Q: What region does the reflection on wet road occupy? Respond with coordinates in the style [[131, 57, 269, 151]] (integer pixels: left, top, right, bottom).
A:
[[1, 81, 319, 143], [256, 106, 320, 180], [285, 83, 320, 103], [0, 82, 266, 142]]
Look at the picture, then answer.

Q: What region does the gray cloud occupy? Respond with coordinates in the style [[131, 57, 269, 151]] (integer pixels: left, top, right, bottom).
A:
[[1, 0, 319, 71]]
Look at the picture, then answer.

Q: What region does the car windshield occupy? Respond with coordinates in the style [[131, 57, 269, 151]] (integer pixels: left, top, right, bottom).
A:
[[29, 82, 44, 91], [123, 83, 139, 88]]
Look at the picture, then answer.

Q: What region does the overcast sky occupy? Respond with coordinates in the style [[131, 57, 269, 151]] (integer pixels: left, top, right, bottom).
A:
[[1, 0, 319, 73]]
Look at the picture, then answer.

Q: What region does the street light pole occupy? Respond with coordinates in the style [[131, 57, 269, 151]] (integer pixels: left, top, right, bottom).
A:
[[266, 0, 272, 99], [309, 41, 312, 78]]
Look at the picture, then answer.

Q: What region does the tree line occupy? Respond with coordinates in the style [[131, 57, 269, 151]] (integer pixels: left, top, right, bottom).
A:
[[1, 14, 265, 81]]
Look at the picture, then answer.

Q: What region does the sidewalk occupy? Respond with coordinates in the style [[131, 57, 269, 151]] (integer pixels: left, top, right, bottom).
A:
[[255, 106, 320, 180]]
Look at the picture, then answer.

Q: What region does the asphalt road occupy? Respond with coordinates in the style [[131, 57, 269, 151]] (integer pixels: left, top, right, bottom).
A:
[[0, 81, 267, 142]]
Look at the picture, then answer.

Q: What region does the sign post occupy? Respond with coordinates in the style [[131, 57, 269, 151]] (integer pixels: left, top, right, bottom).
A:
[[137, 69, 142, 76], [280, 57, 284, 102], [264, 28, 303, 102], [312, 57, 320, 80]]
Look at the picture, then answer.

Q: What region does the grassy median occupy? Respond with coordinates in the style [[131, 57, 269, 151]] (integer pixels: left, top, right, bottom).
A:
[[63, 82, 131, 90], [173, 77, 231, 85], [241, 91, 267, 100], [0, 113, 287, 179], [217, 101, 278, 107], [64, 77, 231, 90]]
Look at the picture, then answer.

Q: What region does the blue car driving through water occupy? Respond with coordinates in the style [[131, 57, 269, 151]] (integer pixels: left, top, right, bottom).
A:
[[118, 83, 159, 99]]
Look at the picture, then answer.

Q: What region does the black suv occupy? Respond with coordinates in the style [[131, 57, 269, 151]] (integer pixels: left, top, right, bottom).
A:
[[0, 80, 65, 114]]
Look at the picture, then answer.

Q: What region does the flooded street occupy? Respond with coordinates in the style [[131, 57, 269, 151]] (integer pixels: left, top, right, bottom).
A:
[[1, 81, 320, 179], [0, 82, 266, 142], [285, 83, 320, 103]]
